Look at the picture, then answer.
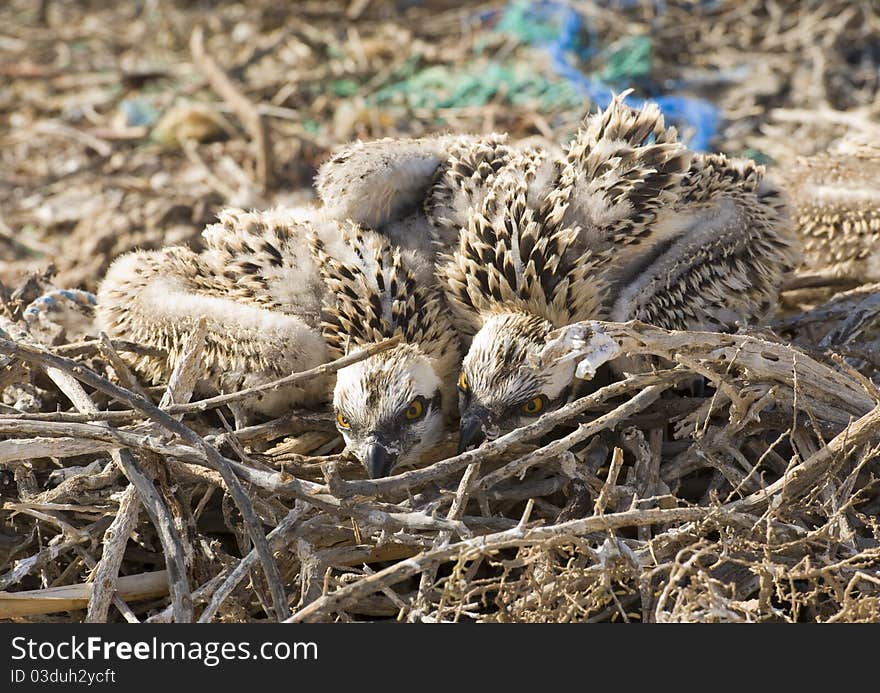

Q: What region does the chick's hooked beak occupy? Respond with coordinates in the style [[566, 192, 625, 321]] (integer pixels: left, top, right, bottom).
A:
[[458, 409, 489, 454], [364, 440, 398, 479]]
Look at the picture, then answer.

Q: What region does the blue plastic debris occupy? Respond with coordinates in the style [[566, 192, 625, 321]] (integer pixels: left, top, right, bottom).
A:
[[23, 289, 98, 326], [496, 0, 721, 150], [120, 98, 160, 128], [370, 61, 583, 112]]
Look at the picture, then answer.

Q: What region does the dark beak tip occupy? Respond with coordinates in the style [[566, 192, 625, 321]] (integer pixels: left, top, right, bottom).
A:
[[364, 443, 397, 479], [458, 416, 486, 454]]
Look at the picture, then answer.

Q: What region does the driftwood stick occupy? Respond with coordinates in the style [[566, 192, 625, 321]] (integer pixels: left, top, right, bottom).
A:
[[35, 363, 194, 623], [0, 434, 129, 462], [0, 408, 336, 435], [770, 106, 880, 133], [83, 322, 205, 622], [7, 506, 89, 541], [38, 460, 120, 505], [71, 545, 140, 624], [410, 461, 482, 619], [476, 385, 667, 492], [98, 332, 151, 401], [56, 338, 166, 359], [0, 420, 213, 464], [729, 403, 880, 514], [85, 484, 139, 623], [159, 318, 206, 411], [595, 447, 624, 516], [0, 571, 169, 619], [583, 321, 875, 415], [0, 336, 288, 621], [286, 505, 753, 623], [0, 536, 91, 591], [4, 501, 111, 514], [198, 502, 310, 623]]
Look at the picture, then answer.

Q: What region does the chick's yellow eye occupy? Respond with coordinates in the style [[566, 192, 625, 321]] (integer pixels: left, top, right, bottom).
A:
[[405, 398, 425, 420], [336, 411, 351, 429], [458, 371, 468, 392], [521, 396, 546, 416]]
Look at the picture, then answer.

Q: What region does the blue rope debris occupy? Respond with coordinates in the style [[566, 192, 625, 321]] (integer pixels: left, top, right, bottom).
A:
[[371, 61, 584, 112], [23, 289, 97, 327], [496, 0, 721, 151], [361, 1, 721, 150]]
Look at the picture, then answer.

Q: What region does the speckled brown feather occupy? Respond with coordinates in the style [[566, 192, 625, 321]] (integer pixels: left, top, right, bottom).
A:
[[425, 134, 515, 244], [547, 92, 692, 258], [96, 209, 334, 416], [438, 154, 605, 334], [440, 97, 800, 425], [611, 153, 800, 330], [309, 220, 458, 366], [548, 97, 800, 332], [781, 141, 880, 279]]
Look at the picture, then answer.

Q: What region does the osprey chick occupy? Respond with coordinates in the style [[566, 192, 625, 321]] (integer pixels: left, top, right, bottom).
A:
[[437, 95, 801, 450], [97, 206, 459, 478], [781, 139, 880, 280], [312, 221, 459, 478]]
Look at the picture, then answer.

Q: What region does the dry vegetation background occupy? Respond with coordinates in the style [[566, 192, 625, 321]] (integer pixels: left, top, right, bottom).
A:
[[1, 0, 879, 623]]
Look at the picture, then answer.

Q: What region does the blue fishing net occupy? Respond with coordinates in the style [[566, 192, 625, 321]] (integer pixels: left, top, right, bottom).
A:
[[499, 0, 720, 150], [365, 1, 720, 150]]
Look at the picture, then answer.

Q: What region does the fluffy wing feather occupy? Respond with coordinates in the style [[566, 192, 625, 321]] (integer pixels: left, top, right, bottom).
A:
[[439, 157, 605, 333], [316, 135, 462, 229], [200, 207, 325, 317], [781, 141, 880, 279], [548, 92, 692, 257], [96, 243, 328, 391], [611, 153, 801, 330], [311, 222, 458, 362]]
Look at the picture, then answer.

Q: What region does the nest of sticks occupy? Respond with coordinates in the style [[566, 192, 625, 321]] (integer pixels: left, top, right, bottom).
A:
[[1, 280, 879, 623], [1, 1, 879, 623]]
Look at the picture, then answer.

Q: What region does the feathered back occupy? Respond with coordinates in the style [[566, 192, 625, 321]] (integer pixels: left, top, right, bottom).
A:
[[425, 134, 515, 244], [425, 134, 562, 249], [201, 207, 326, 318], [311, 222, 458, 361], [315, 136, 451, 229], [610, 152, 801, 331], [780, 140, 880, 280], [550, 92, 692, 252], [439, 156, 605, 333]]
